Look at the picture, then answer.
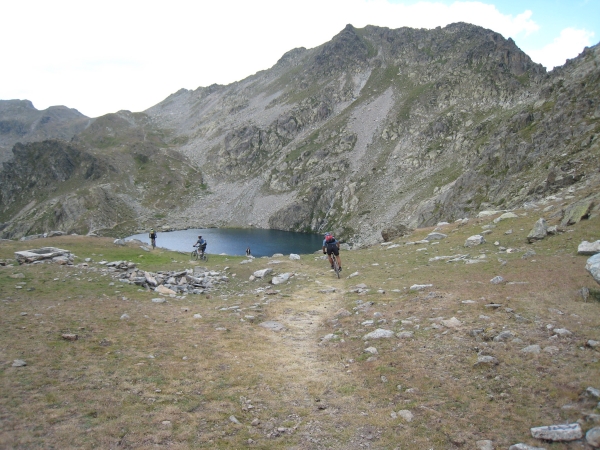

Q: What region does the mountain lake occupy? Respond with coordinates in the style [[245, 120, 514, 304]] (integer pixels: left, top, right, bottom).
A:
[[127, 228, 324, 258]]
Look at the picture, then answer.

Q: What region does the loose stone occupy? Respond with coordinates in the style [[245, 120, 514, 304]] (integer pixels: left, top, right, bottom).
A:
[[530, 423, 582, 441]]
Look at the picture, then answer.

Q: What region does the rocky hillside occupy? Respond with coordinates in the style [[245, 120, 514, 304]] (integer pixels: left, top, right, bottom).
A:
[[0, 22, 599, 242], [0, 111, 202, 238], [0, 100, 91, 164]]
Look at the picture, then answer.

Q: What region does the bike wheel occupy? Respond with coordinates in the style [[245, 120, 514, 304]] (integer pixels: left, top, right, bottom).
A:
[[191, 251, 198, 261], [333, 259, 340, 278], [201, 254, 208, 262]]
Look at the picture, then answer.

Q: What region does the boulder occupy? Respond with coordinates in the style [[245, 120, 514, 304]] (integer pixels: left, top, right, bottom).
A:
[[465, 235, 485, 247], [530, 423, 582, 441], [561, 199, 594, 226], [362, 329, 395, 340], [578, 240, 600, 255], [271, 273, 291, 285], [586, 253, 600, 286], [586, 427, 600, 448], [381, 224, 411, 242], [493, 212, 519, 223], [527, 218, 548, 243], [253, 268, 273, 278]]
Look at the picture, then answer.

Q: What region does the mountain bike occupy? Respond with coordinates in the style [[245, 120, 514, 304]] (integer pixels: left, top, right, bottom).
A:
[[191, 248, 208, 262], [150, 237, 156, 249], [331, 253, 341, 278]]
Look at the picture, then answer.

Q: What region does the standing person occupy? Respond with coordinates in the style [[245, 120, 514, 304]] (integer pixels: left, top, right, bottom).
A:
[[149, 229, 157, 249], [322, 232, 342, 272], [194, 235, 207, 256], [246, 247, 251, 256]]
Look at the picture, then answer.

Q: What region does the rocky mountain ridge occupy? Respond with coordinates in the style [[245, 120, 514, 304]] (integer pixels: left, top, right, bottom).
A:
[[0, 99, 91, 164], [0, 22, 599, 243]]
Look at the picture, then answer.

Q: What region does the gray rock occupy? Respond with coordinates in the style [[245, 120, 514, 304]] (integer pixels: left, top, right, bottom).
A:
[[253, 268, 273, 278], [493, 331, 514, 342], [425, 232, 447, 241], [586, 253, 600, 286], [527, 218, 548, 243], [494, 212, 519, 223], [521, 345, 541, 354], [113, 239, 126, 246], [441, 317, 462, 328], [120, 313, 130, 320], [475, 440, 494, 450], [289, 253, 300, 260], [561, 199, 594, 227], [397, 331, 414, 339], [396, 410, 413, 422], [363, 329, 395, 340], [587, 387, 600, 399], [271, 273, 291, 285], [465, 235, 485, 247], [490, 276, 505, 284], [530, 423, 582, 441], [478, 210, 502, 218], [553, 328, 572, 337], [151, 298, 166, 303], [229, 415, 241, 425], [509, 444, 546, 450], [259, 321, 285, 331], [410, 284, 433, 291], [12, 359, 27, 367], [578, 240, 600, 255], [475, 355, 499, 366], [14, 247, 72, 264], [586, 427, 600, 447]]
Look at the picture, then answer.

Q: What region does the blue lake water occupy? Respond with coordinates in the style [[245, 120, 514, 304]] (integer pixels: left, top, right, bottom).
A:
[[127, 228, 324, 258]]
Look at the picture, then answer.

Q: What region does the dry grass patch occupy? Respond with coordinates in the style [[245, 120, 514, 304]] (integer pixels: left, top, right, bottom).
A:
[[1, 212, 599, 448]]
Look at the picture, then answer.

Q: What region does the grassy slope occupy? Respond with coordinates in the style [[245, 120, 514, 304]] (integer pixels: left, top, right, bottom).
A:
[[0, 206, 599, 448]]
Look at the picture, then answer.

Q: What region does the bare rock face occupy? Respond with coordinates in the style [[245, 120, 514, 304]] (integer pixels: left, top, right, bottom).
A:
[[0, 100, 90, 164]]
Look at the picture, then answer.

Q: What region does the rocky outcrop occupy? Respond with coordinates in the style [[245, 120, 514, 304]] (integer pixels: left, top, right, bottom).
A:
[[0, 100, 90, 164]]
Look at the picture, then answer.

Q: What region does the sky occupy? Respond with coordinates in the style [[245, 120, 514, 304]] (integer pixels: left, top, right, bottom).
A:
[[1, 0, 598, 118]]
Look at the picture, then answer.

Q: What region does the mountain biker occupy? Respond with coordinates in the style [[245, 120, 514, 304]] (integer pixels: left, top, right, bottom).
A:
[[149, 229, 157, 249], [322, 232, 342, 272], [194, 235, 207, 256]]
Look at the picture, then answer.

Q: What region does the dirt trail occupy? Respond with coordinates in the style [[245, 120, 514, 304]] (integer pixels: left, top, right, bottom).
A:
[[259, 276, 348, 404]]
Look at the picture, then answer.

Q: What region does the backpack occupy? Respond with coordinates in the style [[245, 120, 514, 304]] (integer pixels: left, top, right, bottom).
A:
[[325, 235, 335, 243]]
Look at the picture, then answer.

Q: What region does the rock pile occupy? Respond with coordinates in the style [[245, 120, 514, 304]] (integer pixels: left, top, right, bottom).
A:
[[15, 247, 74, 265], [110, 263, 228, 294]]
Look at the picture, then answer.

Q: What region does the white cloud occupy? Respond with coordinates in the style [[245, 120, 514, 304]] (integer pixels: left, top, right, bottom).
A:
[[0, 0, 576, 117], [527, 28, 595, 70]]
